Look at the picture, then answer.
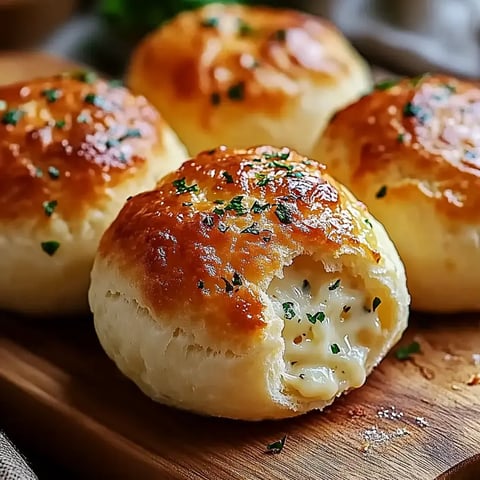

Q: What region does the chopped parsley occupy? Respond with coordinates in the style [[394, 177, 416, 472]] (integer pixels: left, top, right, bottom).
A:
[[213, 207, 225, 215], [222, 171, 234, 184], [222, 277, 234, 294], [397, 133, 405, 143], [266, 435, 286, 454], [173, 177, 199, 195], [241, 222, 260, 235], [330, 343, 340, 354], [214, 199, 225, 204], [55, 119, 66, 129], [202, 215, 214, 227], [42, 200, 58, 217], [302, 279, 311, 294], [395, 341, 421, 360], [47, 166, 60, 179], [263, 151, 290, 161], [218, 222, 229, 233], [232, 272, 242, 286], [77, 113, 89, 123], [410, 74, 428, 87], [211, 92, 221, 106], [273, 29, 287, 42], [251, 201, 270, 214], [364, 218, 373, 228], [286, 171, 304, 179], [42, 88, 61, 103], [238, 19, 253, 36], [118, 128, 142, 141], [197, 280, 204, 289], [73, 70, 98, 84], [282, 302, 296, 320], [375, 185, 388, 199], [307, 311, 325, 324], [261, 230, 272, 243], [328, 279, 341, 291], [374, 79, 398, 90], [2, 109, 24, 126], [201, 17, 219, 28], [268, 161, 293, 171], [372, 297, 382, 312], [225, 196, 247, 215], [41, 241, 60, 256], [227, 82, 245, 101], [35, 167, 43, 178], [403, 102, 421, 118], [256, 174, 271, 187], [275, 203, 293, 224]]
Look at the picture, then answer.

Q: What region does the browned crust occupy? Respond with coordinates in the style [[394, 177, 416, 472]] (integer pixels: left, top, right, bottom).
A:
[[99, 146, 380, 341], [320, 74, 480, 219], [0, 73, 165, 222]]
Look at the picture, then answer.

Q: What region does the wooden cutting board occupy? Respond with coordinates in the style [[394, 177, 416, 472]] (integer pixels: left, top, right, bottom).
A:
[[0, 312, 479, 480]]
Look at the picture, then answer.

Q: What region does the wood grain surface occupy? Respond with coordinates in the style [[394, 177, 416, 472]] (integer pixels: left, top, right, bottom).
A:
[[0, 312, 479, 480]]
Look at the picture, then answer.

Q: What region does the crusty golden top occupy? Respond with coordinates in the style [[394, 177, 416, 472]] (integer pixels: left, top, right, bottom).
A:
[[0, 73, 163, 222], [128, 4, 360, 114], [319, 74, 480, 219], [99, 146, 381, 341]]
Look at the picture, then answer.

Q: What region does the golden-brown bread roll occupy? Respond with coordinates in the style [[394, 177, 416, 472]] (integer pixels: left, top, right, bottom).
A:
[[0, 72, 187, 315], [314, 74, 480, 312], [89, 146, 409, 420], [127, 4, 371, 156]]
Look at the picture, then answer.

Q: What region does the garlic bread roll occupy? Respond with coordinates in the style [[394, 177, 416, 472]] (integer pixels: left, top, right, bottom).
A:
[[89, 146, 409, 420], [127, 4, 371, 156], [315, 74, 480, 312], [0, 72, 187, 315]]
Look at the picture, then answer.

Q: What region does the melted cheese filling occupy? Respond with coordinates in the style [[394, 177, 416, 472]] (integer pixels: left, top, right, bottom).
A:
[[267, 256, 382, 401]]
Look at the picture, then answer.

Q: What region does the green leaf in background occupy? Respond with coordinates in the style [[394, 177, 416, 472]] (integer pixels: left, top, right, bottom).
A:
[[99, 0, 265, 38]]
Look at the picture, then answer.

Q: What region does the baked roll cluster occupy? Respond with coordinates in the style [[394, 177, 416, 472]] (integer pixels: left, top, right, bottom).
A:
[[314, 74, 480, 312], [89, 146, 409, 420], [127, 3, 371, 156], [0, 72, 187, 315]]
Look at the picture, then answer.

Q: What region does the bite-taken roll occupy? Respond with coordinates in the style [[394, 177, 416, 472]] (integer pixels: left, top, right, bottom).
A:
[[0, 72, 187, 315], [314, 74, 480, 312], [89, 146, 409, 420], [127, 3, 371, 156]]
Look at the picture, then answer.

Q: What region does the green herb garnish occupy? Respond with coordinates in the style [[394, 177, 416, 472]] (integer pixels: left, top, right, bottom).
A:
[[197, 280, 204, 289], [222, 277, 234, 294], [263, 151, 290, 160], [55, 119, 66, 129], [375, 185, 387, 199], [2, 109, 24, 126], [42, 88, 61, 103], [256, 174, 271, 187], [118, 128, 142, 141], [214, 199, 225, 204], [395, 341, 421, 360], [232, 272, 242, 286], [251, 201, 270, 214], [213, 207, 225, 215], [307, 311, 325, 324], [222, 171, 234, 184], [201, 17, 219, 28], [397, 133, 405, 143], [374, 79, 398, 90], [403, 102, 421, 118], [241, 222, 260, 235], [275, 203, 293, 225], [42, 200, 58, 217], [286, 171, 304, 178], [202, 215, 214, 227], [372, 297, 382, 312], [238, 19, 253, 36], [364, 218, 373, 228], [41, 241, 60, 256], [282, 302, 296, 320], [225, 195, 246, 215], [268, 161, 293, 171], [227, 82, 245, 101], [328, 279, 341, 291], [218, 222, 229, 233], [266, 435, 286, 454], [73, 70, 98, 84], [330, 343, 340, 354], [173, 177, 199, 195], [47, 166, 60, 179]]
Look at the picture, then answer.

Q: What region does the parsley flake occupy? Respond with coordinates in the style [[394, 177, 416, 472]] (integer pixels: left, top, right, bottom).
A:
[[55, 119, 66, 129], [328, 279, 341, 291], [202, 215, 214, 228], [214, 199, 225, 204], [263, 151, 290, 161], [218, 222, 229, 233], [372, 297, 382, 312], [375, 185, 388, 199], [42, 88, 61, 103], [286, 171, 304, 178], [282, 302, 296, 319], [403, 102, 421, 118], [41, 241, 60, 256], [2, 109, 24, 126], [201, 17, 219, 28], [42, 200, 58, 217], [222, 171, 234, 184], [232, 272, 242, 286], [395, 341, 421, 361], [331, 343, 340, 354], [268, 161, 293, 171], [241, 222, 260, 235], [256, 174, 271, 187], [275, 203, 293, 225], [266, 435, 286, 454], [73, 70, 98, 84], [397, 133, 405, 143], [238, 19, 253, 36], [118, 128, 142, 141], [307, 312, 325, 324], [364, 218, 373, 228], [222, 277, 234, 294], [225, 196, 247, 215], [374, 79, 398, 90], [197, 280, 204, 289], [227, 82, 245, 101], [251, 201, 270, 214], [173, 177, 199, 195], [213, 207, 225, 215], [47, 166, 60, 179]]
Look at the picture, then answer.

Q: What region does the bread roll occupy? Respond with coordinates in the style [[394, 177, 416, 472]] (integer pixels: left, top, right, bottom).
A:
[[314, 74, 480, 312], [0, 72, 187, 315], [89, 146, 409, 420], [127, 4, 371, 156]]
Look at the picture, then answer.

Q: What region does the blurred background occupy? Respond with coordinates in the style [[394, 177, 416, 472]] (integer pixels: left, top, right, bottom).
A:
[[0, 0, 478, 78]]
